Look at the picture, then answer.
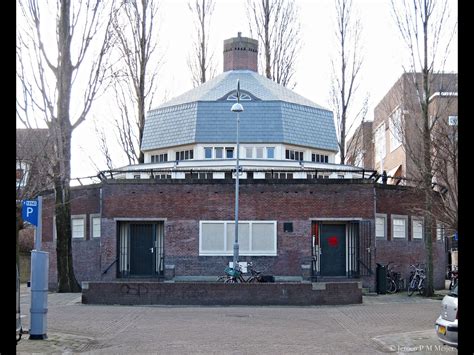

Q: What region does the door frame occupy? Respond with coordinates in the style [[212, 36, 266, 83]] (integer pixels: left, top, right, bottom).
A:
[[116, 219, 166, 278]]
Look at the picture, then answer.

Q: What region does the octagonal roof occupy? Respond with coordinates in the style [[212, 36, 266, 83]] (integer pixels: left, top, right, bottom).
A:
[[142, 70, 338, 152]]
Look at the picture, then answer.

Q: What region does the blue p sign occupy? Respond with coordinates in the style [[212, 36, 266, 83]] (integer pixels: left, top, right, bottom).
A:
[[22, 200, 39, 226]]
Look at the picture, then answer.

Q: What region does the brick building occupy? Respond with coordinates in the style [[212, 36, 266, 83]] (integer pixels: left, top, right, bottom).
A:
[[39, 177, 446, 291], [39, 35, 447, 293]]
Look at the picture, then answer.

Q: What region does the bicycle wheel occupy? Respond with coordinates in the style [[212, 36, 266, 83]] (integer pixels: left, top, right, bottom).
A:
[[386, 278, 397, 294], [247, 276, 258, 283], [217, 275, 226, 282], [407, 276, 417, 296], [225, 277, 237, 283], [418, 278, 425, 295]]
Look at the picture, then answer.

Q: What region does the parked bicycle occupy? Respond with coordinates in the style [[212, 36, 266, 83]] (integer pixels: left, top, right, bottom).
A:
[[217, 262, 262, 283], [407, 263, 426, 296], [386, 262, 404, 294]]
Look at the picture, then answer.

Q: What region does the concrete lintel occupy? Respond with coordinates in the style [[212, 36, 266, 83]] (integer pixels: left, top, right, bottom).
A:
[[312, 282, 326, 290]]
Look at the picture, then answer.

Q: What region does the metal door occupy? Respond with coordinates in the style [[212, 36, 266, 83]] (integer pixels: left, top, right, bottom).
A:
[[129, 223, 156, 276], [320, 224, 346, 276]]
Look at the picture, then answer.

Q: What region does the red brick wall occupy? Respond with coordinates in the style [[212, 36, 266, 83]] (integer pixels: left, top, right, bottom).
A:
[[375, 185, 446, 289], [39, 180, 447, 291]]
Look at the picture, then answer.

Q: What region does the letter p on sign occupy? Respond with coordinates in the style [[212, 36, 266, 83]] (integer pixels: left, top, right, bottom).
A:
[[22, 200, 38, 226]]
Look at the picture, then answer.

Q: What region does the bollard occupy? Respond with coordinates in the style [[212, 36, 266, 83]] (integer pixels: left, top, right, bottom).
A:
[[29, 250, 49, 340]]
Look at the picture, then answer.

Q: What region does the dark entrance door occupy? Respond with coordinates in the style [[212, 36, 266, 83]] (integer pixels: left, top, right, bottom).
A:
[[129, 223, 155, 276], [320, 224, 346, 276]]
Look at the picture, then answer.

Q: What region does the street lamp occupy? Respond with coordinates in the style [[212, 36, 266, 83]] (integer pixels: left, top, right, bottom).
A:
[[231, 79, 243, 271]]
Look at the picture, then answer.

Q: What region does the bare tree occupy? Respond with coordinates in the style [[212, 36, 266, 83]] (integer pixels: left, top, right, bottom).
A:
[[109, 0, 160, 165], [187, 0, 216, 87], [330, 0, 367, 165], [246, 0, 300, 88], [17, 0, 113, 292], [391, 0, 457, 296]]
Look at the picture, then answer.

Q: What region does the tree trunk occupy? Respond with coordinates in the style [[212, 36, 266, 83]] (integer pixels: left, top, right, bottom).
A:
[[54, 0, 80, 293]]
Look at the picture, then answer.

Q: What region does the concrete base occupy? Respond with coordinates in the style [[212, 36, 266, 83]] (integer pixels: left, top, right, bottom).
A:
[[82, 281, 362, 306]]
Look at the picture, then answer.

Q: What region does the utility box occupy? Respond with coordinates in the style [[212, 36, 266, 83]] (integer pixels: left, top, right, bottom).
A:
[[376, 263, 386, 294]]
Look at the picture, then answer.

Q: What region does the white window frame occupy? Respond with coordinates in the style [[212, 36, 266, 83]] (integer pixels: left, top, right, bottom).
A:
[[71, 214, 86, 239], [255, 147, 264, 159], [375, 214, 387, 239], [90, 214, 101, 238], [266, 147, 275, 159], [215, 147, 223, 159], [391, 215, 408, 239], [245, 147, 253, 159], [199, 220, 277, 256], [411, 217, 423, 240], [204, 147, 213, 159]]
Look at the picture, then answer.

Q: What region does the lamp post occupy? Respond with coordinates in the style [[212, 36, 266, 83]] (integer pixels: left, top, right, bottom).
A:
[[231, 80, 243, 271]]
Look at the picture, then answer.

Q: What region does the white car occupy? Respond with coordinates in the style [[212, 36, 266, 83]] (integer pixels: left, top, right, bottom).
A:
[[435, 284, 458, 348]]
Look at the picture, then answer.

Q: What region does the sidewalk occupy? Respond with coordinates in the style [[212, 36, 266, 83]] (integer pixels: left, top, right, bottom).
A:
[[16, 284, 453, 354]]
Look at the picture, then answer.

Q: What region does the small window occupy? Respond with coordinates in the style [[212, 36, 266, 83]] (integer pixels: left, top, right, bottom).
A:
[[283, 222, 293, 233], [72, 217, 85, 239], [392, 216, 407, 239], [256, 147, 263, 159], [133, 174, 141, 179], [91, 216, 101, 238], [412, 218, 423, 240], [267, 147, 275, 159], [215, 147, 223, 159], [245, 147, 253, 158], [436, 222, 445, 241], [376, 215, 386, 239], [204, 147, 212, 159], [226, 147, 234, 159]]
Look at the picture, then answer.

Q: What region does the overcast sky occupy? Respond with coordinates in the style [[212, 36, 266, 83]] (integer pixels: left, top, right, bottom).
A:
[[22, 0, 458, 181]]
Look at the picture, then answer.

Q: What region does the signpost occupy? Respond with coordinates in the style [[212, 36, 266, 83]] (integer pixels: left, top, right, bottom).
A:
[[22, 196, 48, 340]]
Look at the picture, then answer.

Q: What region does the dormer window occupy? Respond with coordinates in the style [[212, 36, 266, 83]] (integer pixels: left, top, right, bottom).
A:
[[227, 92, 252, 101]]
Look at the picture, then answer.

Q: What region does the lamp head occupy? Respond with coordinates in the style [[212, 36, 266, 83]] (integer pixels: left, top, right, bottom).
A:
[[231, 103, 244, 112]]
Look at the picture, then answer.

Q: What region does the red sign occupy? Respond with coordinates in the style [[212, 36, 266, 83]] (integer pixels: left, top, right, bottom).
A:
[[328, 236, 338, 247]]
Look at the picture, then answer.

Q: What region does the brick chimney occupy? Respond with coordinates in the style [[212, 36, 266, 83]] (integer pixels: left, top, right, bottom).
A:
[[223, 32, 258, 72]]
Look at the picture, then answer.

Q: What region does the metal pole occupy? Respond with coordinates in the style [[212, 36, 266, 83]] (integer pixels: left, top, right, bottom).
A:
[[34, 196, 43, 251], [233, 111, 240, 270], [30, 195, 48, 340]]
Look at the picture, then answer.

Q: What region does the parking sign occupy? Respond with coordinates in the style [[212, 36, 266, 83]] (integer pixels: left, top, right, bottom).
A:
[[22, 200, 39, 226]]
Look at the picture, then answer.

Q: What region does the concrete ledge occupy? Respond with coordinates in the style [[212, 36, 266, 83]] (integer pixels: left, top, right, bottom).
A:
[[82, 281, 362, 306]]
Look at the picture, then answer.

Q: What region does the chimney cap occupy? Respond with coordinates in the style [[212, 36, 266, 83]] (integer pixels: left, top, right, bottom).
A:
[[238, 32, 242, 37]]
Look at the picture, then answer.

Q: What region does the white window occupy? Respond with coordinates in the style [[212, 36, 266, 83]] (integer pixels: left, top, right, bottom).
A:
[[392, 215, 407, 239], [255, 147, 264, 159], [204, 147, 212, 159], [266, 147, 275, 159], [375, 214, 387, 239], [200, 221, 277, 256], [91, 215, 101, 238], [215, 147, 223, 159], [226, 147, 234, 159], [436, 222, 445, 241], [245, 147, 253, 158], [389, 108, 403, 151], [412, 218, 423, 240], [374, 123, 386, 163], [71, 216, 85, 239]]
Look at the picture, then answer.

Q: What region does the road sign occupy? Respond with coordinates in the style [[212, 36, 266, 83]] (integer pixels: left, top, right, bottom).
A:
[[22, 200, 39, 226]]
